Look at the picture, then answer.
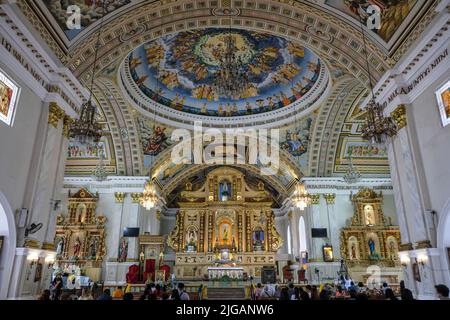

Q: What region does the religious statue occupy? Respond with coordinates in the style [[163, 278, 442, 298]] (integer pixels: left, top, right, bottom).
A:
[[223, 225, 229, 242], [73, 237, 81, 258], [364, 205, 375, 226], [89, 237, 97, 258], [56, 238, 64, 256], [220, 182, 230, 201], [350, 244, 356, 260], [368, 238, 376, 255], [118, 238, 128, 262]]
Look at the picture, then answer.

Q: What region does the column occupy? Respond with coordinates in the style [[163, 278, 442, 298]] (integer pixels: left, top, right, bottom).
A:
[[389, 105, 438, 299], [323, 193, 337, 258], [306, 194, 320, 261]]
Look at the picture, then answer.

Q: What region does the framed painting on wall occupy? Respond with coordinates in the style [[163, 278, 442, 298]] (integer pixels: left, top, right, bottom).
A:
[[436, 80, 450, 127], [0, 69, 20, 126], [34, 258, 43, 282], [412, 262, 421, 282], [323, 245, 334, 262]]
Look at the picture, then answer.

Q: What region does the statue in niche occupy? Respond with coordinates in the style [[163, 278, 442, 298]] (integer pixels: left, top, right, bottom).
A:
[[350, 244, 357, 260], [56, 238, 64, 256], [253, 228, 264, 251], [89, 237, 98, 258], [118, 238, 128, 262], [219, 182, 231, 201], [77, 204, 87, 223], [368, 238, 376, 255], [73, 237, 82, 258], [364, 205, 375, 226]]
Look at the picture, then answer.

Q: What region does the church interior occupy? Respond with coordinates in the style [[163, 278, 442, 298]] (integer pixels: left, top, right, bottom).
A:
[[0, 0, 449, 301]]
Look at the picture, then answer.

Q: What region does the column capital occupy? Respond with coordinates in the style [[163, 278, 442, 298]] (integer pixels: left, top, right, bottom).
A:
[[323, 193, 336, 205], [309, 194, 320, 205], [130, 192, 142, 203], [391, 104, 407, 130], [62, 115, 73, 138], [114, 192, 126, 203], [48, 102, 65, 128]]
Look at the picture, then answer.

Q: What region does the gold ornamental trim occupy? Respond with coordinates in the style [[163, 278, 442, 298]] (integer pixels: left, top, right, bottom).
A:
[[415, 240, 432, 249], [24, 239, 41, 249], [62, 115, 73, 138], [399, 243, 414, 252], [48, 102, 65, 128], [42, 242, 56, 250], [391, 105, 407, 130]]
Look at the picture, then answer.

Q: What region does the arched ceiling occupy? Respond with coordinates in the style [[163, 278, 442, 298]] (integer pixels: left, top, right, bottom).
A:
[[31, 0, 421, 181]]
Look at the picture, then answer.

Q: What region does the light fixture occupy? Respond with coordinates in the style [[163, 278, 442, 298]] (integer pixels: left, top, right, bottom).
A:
[[69, 1, 107, 144], [293, 181, 311, 211], [400, 254, 410, 268], [27, 253, 38, 266], [357, 8, 397, 147], [343, 156, 362, 184], [45, 255, 55, 269], [140, 179, 159, 210], [91, 150, 108, 181], [417, 254, 428, 266], [212, 29, 251, 100]]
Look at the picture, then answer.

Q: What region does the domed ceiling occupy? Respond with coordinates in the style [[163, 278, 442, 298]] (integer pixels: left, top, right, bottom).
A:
[[123, 28, 323, 118]]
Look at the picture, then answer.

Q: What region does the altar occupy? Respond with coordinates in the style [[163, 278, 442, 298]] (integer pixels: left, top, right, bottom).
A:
[[207, 267, 244, 280], [167, 167, 283, 280]]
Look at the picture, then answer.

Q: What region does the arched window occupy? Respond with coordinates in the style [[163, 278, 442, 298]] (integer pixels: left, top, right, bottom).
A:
[[287, 224, 292, 254], [299, 216, 307, 253]]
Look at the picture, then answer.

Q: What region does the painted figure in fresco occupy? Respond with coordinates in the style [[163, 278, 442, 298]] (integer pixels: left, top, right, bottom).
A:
[[0, 80, 13, 117], [118, 238, 128, 262], [283, 130, 307, 157], [144, 126, 168, 156], [73, 237, 81, 258], [368, 238, 376, 255]]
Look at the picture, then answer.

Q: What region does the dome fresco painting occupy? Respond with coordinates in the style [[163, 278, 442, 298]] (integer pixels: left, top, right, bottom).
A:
[[127, 28, 322, 117]]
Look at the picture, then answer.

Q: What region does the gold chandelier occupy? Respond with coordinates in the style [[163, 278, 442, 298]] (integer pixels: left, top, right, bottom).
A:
[[293, 181, 311, 211], [140, 179, 159, 210], [357, 9, 397, 146]]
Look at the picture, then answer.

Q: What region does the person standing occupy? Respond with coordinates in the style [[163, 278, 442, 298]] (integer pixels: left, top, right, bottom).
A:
[[178, 283, 190, 300]]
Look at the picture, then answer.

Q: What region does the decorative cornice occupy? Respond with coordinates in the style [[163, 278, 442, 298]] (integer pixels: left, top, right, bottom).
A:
[[308, 194, 320, 205], [48, 102, 65, 128], [114, 192, 126, 203], [323, 193, 336, 205], [130, 192, 142, 203], [391, 104, 407, 130]]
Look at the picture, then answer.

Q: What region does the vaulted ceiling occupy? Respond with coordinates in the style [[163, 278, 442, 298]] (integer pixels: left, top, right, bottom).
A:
[[14, 0, 439, 183]]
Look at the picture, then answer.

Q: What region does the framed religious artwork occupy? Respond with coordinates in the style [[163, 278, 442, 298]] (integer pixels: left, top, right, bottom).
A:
[[436, 80, 450, 127], [323, 245, 334, 262], [155, 270, 165, 283], [0, 69, 20, 126], [0, 236, 4, 255], [447, 247, 450, 266]]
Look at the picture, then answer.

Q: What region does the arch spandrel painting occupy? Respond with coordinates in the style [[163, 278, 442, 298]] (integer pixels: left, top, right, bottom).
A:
[[127, 28, 322, 117], [325, 0, 419, 42]]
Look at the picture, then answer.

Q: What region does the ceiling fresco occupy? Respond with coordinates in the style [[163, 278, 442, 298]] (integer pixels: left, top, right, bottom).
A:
[[325, 0, 419, 42], [43, 0, 134, 40], [127, 28, 322, 117]]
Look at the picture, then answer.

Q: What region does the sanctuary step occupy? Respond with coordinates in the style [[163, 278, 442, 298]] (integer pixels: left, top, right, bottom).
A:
[[206, 287, 246, 300]]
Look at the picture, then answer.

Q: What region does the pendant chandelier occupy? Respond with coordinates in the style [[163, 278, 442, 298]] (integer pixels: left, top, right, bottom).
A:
[[68, 1, 106, 144], [343, 156, 362, 185], [140, 54, 160, 210], [358, 11, 397, 146], [293, 181, 310, 211], [212, 31, 250, 100]]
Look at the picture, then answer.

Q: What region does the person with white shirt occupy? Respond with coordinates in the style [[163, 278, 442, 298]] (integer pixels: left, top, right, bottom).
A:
[[178, 283, 190, 300]]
